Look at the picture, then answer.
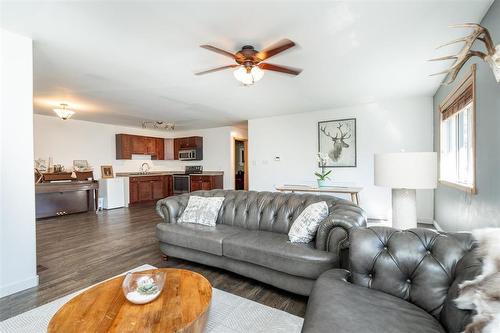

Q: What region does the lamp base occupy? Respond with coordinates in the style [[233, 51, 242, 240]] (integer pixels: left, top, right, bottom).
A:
[[392, 188, 417, 230]]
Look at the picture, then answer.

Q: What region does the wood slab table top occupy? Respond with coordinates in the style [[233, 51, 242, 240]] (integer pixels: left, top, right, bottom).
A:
[[48, 268, 212, 333], [275, 184, 362, 193], [275, 185, 363, 205]]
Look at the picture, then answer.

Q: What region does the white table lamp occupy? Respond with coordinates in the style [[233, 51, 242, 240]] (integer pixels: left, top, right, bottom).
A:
[[374, 152, 437, 229]]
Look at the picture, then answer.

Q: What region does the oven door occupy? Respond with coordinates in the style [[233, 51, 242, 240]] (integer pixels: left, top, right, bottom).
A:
[[173, 175, 190, 194]]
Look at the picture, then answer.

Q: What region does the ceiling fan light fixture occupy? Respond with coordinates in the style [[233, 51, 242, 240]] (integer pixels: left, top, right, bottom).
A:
[[251, 66, 264, 82], [53, 103, 75, 120], [233, 66, 264, 85], [197, 39, 301, 83]]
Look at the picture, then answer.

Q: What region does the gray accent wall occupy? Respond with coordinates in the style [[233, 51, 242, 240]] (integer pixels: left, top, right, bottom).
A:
[[433, 1, 500, 231]]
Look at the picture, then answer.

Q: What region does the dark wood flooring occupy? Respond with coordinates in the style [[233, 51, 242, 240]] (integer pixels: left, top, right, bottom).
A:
[[0, 204, 307, 321]]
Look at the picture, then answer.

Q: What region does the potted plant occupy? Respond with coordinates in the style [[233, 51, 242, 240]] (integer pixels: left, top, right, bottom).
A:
[[315, 153, 332, 187]]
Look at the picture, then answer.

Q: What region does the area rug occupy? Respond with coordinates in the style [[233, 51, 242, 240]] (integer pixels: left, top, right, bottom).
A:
[[0, 264, 303, 333]]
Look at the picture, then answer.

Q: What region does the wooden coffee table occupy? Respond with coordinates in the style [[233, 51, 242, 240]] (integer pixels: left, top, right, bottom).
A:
[[48, 268, 212, 333]]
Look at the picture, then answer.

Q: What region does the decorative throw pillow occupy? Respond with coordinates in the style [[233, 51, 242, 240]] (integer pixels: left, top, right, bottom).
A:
[[177, 196, 224, 227], [288, 201, 329, 243]]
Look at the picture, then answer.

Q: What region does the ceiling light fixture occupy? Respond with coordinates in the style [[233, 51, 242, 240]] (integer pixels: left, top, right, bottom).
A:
[[142, 121, 175, 130], [233, 66, 264, 85], [53, 103, 75, 120]]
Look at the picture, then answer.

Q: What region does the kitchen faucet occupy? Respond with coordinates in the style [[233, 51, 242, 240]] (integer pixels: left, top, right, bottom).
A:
[[140, 162, 151, 174]]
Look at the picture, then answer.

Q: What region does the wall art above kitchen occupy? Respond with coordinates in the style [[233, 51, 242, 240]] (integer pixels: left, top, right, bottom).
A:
[[318, 118, 357, 167]]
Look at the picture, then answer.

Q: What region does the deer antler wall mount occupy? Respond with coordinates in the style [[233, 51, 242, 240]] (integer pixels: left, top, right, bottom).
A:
[[430, 23, 500, 84]]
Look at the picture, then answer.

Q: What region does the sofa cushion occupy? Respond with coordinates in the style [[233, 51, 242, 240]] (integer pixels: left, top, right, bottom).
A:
[[177, 196, 224, 226], [302, 269, 445, 333], [288, 201, 329, 243], [223, 230, 337, 279], [156, 223, 243, 256]]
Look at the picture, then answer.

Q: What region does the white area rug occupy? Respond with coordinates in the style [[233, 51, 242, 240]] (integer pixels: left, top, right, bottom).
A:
[[0, 265, 303, 333]]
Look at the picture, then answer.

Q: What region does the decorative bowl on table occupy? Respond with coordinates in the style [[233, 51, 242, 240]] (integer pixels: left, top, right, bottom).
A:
[[122, 271, 166, 304]]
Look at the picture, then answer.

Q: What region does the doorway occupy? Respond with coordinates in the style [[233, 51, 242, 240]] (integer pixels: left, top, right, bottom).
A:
[[234, 138, 248, 190]]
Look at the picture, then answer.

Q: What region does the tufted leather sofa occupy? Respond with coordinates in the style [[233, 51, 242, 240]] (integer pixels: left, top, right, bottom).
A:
[[156, 190, 366, 295], [302, 226, 482, 333]]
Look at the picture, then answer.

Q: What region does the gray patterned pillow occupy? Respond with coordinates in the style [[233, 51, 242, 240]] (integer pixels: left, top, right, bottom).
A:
[[178, 196, 225, 227], [288, 201, 329, 243]]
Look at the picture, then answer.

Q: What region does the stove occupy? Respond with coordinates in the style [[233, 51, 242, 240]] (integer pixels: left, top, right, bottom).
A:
[[172, 166, 202, 194], [184, 165, 203, 174]]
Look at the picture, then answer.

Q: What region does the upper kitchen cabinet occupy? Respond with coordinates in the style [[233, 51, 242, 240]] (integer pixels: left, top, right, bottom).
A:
[[116, 134, 165, 160], [173, 136, 203, 160]]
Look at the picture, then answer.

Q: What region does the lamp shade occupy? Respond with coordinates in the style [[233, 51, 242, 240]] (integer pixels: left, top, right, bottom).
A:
[[374, 152, 437, 189]]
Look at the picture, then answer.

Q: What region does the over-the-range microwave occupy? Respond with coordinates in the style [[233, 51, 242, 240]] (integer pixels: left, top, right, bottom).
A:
[[178, 149, 197, 160]]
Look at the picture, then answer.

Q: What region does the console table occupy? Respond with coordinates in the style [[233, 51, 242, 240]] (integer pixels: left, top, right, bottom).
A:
[[275, 185, 363, 205], [35, 181, 99, 219]]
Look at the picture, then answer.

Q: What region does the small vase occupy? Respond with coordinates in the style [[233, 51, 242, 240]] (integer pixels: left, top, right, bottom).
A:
[[317, 179, 327, 188]]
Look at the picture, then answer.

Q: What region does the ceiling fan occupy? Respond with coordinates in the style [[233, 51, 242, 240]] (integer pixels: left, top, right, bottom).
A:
[[195, 39, 302, 85]]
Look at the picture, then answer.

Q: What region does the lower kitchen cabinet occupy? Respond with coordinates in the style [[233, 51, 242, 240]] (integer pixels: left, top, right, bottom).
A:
[[190, 175, 223, 192], [129, 175, 172, 205]]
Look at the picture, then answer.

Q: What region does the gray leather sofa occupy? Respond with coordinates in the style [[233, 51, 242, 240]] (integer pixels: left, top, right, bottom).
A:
[[156, 190, 366, 295], [302, 226, 482, 333]]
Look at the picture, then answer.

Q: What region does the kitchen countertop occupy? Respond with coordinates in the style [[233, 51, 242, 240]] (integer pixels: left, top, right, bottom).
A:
[[115, 171, 224, 177]]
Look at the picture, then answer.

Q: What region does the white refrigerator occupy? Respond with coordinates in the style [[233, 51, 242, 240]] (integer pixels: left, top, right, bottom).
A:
[[99, 178, 126, 209]]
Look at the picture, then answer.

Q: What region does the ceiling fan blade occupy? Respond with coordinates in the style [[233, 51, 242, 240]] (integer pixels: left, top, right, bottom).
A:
[[195, 64, 239, 75], [256, 39, 296, 61], [259, 63, 302, 76], [200, 45, 235, 59]]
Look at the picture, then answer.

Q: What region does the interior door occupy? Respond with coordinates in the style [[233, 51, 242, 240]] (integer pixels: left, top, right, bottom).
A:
[[243, 140, 249, 190]]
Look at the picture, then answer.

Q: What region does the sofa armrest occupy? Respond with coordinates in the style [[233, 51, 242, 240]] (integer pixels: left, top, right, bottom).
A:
[[440, 234, 481, 333], [315, 203, 367, 254], [155, 194, 190, 223], [302, 269, 352, 333]]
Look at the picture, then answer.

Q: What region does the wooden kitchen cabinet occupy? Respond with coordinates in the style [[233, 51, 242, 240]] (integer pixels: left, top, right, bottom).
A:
[[129, 175, 172, 205], [129, 180, 139, 203], [138, 180, 154, 201], [173, 136, 203, 160], [190, 175, 223, 192], [132, 136, 147, 154], [145, 137, 157, 155], [116, 134, 165, 160], [156, 138, 165, 160]]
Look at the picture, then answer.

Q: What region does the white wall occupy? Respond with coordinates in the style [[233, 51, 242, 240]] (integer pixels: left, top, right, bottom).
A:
[[33, 114, 247, 190], [248, 97, 434, 221], [0, 30, 38, 297]]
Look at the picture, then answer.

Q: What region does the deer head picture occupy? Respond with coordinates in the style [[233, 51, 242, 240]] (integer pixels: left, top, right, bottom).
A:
[[430, 23, 500, 84], [318, 119, 356, 167]]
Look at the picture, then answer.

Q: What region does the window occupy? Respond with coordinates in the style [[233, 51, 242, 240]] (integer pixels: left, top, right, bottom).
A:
[[439, 65, 476, 193]]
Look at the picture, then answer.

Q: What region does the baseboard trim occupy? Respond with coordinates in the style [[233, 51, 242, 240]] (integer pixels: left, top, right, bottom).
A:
[[367, 217, 436, 226], [433, 220, 444, 232], [0, 274, 39, 298], [417, 217, 435, 225]]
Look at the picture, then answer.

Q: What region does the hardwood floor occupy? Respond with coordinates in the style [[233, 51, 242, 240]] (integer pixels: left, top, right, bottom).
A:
[[0, 204, 307, 321]]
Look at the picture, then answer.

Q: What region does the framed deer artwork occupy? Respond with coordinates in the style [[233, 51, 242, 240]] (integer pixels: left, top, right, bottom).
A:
[[318, 118, 357, 167]]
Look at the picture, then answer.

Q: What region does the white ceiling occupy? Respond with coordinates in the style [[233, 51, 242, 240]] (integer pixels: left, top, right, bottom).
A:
[[1, 0, 493, 130]]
